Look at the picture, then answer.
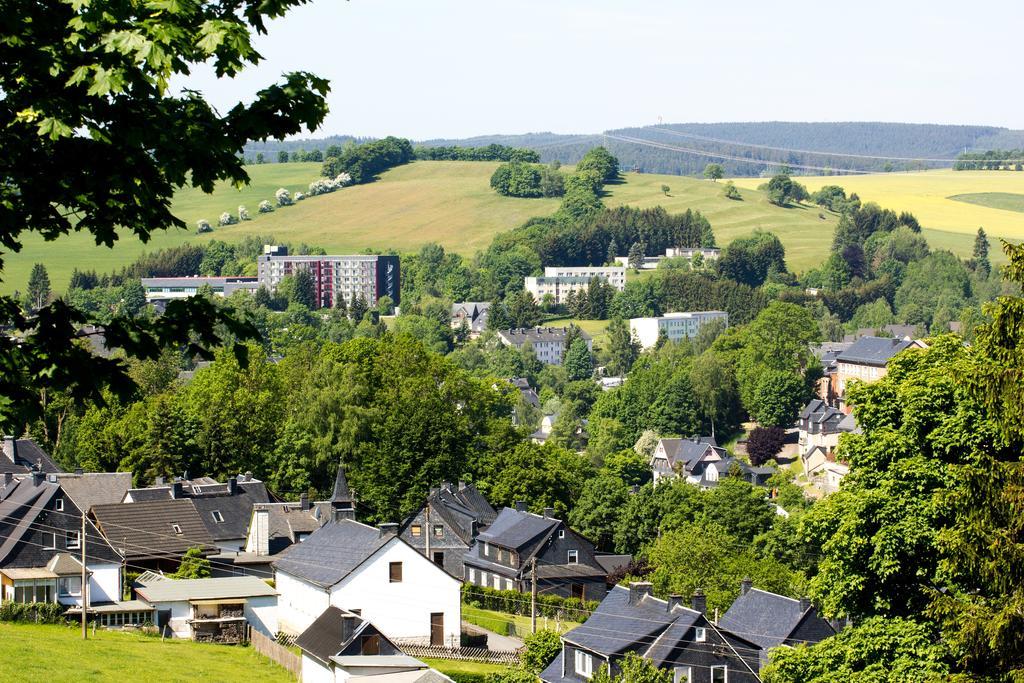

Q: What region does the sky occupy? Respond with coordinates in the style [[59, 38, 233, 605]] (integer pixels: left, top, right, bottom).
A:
[[181, 0, 1024, 140]]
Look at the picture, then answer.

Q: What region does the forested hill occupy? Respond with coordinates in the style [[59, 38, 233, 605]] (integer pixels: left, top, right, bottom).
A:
[[246, 122, 1024, 177]]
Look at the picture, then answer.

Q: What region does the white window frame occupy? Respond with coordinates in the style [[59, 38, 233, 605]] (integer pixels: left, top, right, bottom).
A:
[[171, 524, 183, 535], [710, 665, 728, 683], [558, 529, 565, 539], [58, 576, 82, 597], [673, 667, 692, 683], [574, 650, 593, 679], [694, 626, 706, 642], [66, 530, 81, 550], [211, 510, 225, 523], [567, 550, 578, 564], [41, 531, 56, 549], [54, 498, 64, 512], [468, 568, 476, 583]]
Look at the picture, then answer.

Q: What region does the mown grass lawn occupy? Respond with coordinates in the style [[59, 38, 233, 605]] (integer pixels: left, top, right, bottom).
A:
[[0, 622, 293, 683], [463, 604, 579, 638], [421, 657, 511, 677]]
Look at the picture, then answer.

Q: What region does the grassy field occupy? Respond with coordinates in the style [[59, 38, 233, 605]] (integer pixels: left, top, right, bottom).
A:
[[949, 191, 1024, 213], [421, 657, 511, 677], [463, 604, 579, 637], [731, 169, 1024, 262], [7, 163, 1022, 295], [0, 623, 292, 683]]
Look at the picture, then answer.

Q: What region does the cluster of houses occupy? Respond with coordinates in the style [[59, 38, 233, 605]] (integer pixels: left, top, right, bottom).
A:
[[0, 428, 846, 682]]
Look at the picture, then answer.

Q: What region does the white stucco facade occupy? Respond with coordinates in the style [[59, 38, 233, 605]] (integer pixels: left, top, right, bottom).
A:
[[629, 311, 728, 350], [146, 595, 278, 639]]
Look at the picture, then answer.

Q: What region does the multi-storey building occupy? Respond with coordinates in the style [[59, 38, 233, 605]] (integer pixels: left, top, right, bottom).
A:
[[629, 311, 728, 349], [256, 245, 400, 310], [496, 327, 592, 366], [140, 276, 259, 302], [525, 266, 626, 305], [835, 336, 924, 411]]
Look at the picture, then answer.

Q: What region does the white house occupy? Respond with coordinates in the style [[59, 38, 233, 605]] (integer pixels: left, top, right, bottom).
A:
[[629, 311, 728, 350], [525, 266, 626, 305], [296, 606, 454, 683], [273, 518, 461, 646], [496, 327, 592, 366], [134, 574, 278, 642]]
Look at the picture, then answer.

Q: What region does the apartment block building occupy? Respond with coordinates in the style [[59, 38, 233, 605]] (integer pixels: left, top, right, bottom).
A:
[[629, 311, 729, 349], [256, 245, 400, 309], [524, 266, 626, 305], [496, 327, 592, 366]]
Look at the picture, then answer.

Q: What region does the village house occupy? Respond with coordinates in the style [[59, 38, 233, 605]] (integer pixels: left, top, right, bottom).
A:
[[134, 573, 278, 642], [651, 437, 773, 489], [497, 327, 592, 366], [540, 582, 761, 683], [835, 336, 925, 411], [718, 579, 839, 670], [0, 470, 122, 609], [399, 481, 496, 578], [92, 498, 218, 573], [1, 435, 62, 475], [462, 504, 608, 602], [296, 606, 454, 683], [796, 399, 859, 493], [450, 302, 491, 337]]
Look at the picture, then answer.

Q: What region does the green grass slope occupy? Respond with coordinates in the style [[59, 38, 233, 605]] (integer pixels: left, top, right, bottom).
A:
[[949, 192, 1024, 213], [0, 623, 292, 683], [12, 161, 1009, 295]]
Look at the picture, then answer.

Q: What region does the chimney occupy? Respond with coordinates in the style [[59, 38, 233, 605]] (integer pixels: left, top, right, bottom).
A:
[[155, 476, 164, 486], [183, 470, 190, 482], [691, 589, 707, 614], [628, 581, 653, 605], [741, 577, 753, 595], [244, 471, 253, 482], [1, 435, 15, 464], [300, 493, 310, 511], [31, 470, 44, 487], [378, 523, 399, 537], [543, 507, 556, 519], [171, 482, 183, 499], [227, 476, 237, 495], [514, 501, 528, 512], [667, 595, 684, 612], [3, 472, 12, 486], [800, 597, 811, 612], [253, 507, 270, 556], [458, 480, 467, 491]]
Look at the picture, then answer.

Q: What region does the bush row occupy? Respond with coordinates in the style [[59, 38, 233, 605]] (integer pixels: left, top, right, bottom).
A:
[[0, 600, 66, 623], [461, 584, 598, 621]]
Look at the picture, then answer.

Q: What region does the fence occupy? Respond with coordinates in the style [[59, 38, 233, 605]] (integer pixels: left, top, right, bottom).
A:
[[395, 641, 522, 666], [251, 629, 302, 679]]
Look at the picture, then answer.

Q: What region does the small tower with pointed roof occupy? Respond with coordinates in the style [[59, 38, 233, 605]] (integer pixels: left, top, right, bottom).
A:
[[331, 465, 356, 521]]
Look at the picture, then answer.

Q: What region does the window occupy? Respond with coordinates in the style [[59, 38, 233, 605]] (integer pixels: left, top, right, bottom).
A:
[[673, 667, 692, 683], [411, 524, 422, 537], [389, 562, 403, 583], [58, 576, 82, 597], [558, 529, 565, 539], [710, 666, 727, 683], [433, 525, 443, 538], [41, 532, 56, 549], [468, 568, 476, 583], [211, 510, 225, 523], [483, 542, 490, 557], [171, 524, 183, 535], [567, 550, 578, 564], [574, 650, 593, 678], [433, 551, 444, 567], [694, 627, 706, 642], [66, 530, 81, 550], [360, 634, 380, 655], [497, 548, 505, 562], [54, 498, 64, 512]]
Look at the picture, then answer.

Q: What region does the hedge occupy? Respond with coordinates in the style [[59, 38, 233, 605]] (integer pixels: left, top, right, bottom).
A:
[[461, 584, 598, 622], [447, 674, 488, 683], [0, 600, 66, 624]]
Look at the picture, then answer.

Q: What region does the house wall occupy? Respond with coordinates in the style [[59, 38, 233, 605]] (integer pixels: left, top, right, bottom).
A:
[[245, 595, 279, 637], [400, 509, 470, 579], [276, 569, 331, 635], [300, 654, 335, 683], [329, 539, 460, 646], [670, 623, 760, 683], [155, 599, 193, 638]]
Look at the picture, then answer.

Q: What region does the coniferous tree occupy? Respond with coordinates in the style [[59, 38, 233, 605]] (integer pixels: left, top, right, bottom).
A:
[[349, 293, 368, 322], [973, 227, 991, 277], [27, 264, 51, 310], [606, 238, 619, 266], [564, 338, 593, 381]]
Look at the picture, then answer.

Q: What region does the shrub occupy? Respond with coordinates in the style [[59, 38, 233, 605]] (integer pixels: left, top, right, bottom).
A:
[[294, 191, 306, 201], [0, 600, 65, 624], [747, 426, 787, 465], [218, 211, 237, 226], [461, 584, 598, 622], [258, 200, 274, 213], [238, 205, 251, 221], [275, 188, 292, 207], [196, 219, 212, 233]]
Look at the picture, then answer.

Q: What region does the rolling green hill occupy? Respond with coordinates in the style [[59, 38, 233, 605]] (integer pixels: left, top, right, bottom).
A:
[[4, 161, 1014, 295], [949, 192, 1024, 213]]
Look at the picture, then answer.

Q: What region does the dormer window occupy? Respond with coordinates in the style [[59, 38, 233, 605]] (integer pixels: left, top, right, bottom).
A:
[[211, 510, 225, 523], [574, 650, 593, 678], [172, 524, 183, 535]]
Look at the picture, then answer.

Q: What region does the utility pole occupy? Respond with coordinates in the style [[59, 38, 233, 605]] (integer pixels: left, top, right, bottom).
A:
[[424, 499, 431, 560], [81, 513, 87, 639], [531, 557, 537, 634]]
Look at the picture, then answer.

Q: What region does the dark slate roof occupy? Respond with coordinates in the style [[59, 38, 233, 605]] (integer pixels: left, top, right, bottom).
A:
[[296, 606, 368, 663], [836, 336, 916, 367], [413, 483, 497, 545], [54, 473, 132, 513], [92, 499, 217, 560], [0, 438, 63, 475], [594, 554, 632, 576], [498, 327, 591, 344], [191, 490, 263, 543], [452, 484, 497, 526], [562, 585, 698, 657], [273, 519, 391, 588], [0, 479, 59, 566], [719, 588, 834, 650], [475, 507, 559, 552], [661, 438, 725, 472]]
